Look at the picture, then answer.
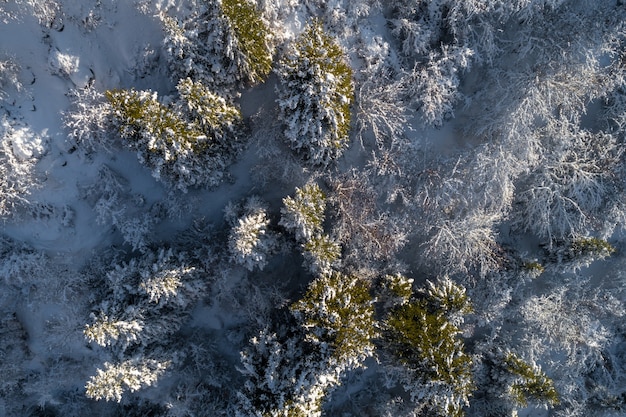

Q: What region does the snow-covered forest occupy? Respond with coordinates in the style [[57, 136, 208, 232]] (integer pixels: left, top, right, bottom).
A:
[[2, 0, 626, 416]]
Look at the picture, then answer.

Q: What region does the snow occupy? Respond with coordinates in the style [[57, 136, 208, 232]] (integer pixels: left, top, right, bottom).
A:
[[0, 0, 172, 260], [2, 0, 626, 416], [8, 124, 46, 160]]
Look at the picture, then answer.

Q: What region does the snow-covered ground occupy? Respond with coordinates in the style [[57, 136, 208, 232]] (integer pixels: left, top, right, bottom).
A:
[[2, 1, 626, 416]]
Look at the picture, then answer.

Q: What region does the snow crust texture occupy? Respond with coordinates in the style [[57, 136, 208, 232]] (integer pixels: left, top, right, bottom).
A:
[[3, 1, 626, 416]]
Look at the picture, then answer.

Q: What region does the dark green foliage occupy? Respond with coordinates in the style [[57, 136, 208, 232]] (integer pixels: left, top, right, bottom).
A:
[[161, 0, 272, 93], [423, 276, 473, 319], [106, 88, 205, 152], [570, 237, 615, 258], [280, 182, 342, 274], [522, 261, 545, 274], [291, 271, 377, 364], [176, 77, 241, 137], [384, 278, 474, 417], [238, 273, 375, 417], [503, 352, 560, 407], [387, 300, 472, 388], [280, 183, 327, 241], [277, 20, 354, 165], [220, 0, 273, 84], [302, 234, 341, 275], [105, 84, 241, 190], [384, 274, 414, 302]]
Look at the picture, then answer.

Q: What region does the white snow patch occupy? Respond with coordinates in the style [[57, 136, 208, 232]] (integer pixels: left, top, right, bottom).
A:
[[48, 49, 80, 78], [8, 125, 46, 161]]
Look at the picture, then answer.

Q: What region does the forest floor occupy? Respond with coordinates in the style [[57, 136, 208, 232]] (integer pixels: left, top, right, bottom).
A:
[[2, 1, 625, 417]]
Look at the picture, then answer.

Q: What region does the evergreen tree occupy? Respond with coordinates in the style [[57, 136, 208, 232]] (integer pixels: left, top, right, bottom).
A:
[[176, 77, 242, 138], [502, 352, 559, 408], [280, 182, 326, 242], [545, 236, 616, 272], [302, 234, 341, 275], [161, 0, 273, 94], [276, 20, 354, 166], [422, 276, 473, 326], [84, 314, 143, 349], [85, 359, 169, 403], [280, 182, 342, 274], [105, 82, 241, 191], [227, 197, 278, 271], [569, 237, 615, 260], [220, 0, 273, 85], [384, 277, 474, 417], [379, 273, 414, 309], [237, 328, 331, 417], [291, 271, 377, 365]]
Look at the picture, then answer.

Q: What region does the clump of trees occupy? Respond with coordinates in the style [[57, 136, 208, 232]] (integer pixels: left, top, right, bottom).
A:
[[105, 79, 242, 191], [84, 248, 206, 402], [236, 263, 560, 417], [160, 0, 273, 95], [8, 1, 626, 416]]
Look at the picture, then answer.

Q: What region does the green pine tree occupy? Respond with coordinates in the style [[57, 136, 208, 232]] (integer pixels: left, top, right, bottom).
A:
[[503, 352, 560, 408], [105, 83, 241, 190], [291, 271, 377, 364], [106, 88, 205, 155], [176, 77, 241, 138], [277, 20, 354, 165], [220, 0, 273, 84], [280, 183, 327, 242], [385, 278, 474, 417]]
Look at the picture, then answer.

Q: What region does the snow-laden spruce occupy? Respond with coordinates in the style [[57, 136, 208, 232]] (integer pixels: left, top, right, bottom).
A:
[[280, 182, 326, 242], [84, 248, 205, 402], [161, 0, 273, 95], [382, 277, 474, 417], [276, 20, 354, 166], [280, 182, 341, 274], [471, 349, 560, 415], [105, 79, 242, 191], [291, 271, 377, 365], [226, 196, 278, 271], [85, 359, 169, 403], [64, 87, 116, 154], [237, 328, 332, 417], [237, 271, 376, 416]]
